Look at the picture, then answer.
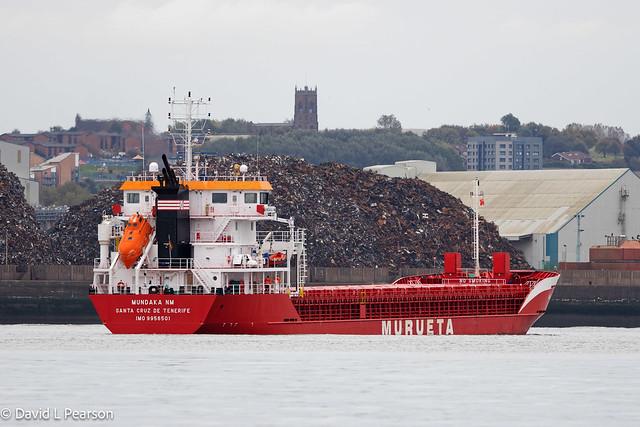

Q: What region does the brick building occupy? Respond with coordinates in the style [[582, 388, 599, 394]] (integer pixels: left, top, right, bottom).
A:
[[31, 152, 79, 187], [0, 116, 145, 160], [552, 151, 593, 165]]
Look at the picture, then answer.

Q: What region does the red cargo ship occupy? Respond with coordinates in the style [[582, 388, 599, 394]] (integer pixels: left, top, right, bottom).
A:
[[89, 92, 559, 335]]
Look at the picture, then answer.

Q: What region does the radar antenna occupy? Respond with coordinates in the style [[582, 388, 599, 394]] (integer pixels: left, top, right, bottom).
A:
[[167, 89, 211, 180]]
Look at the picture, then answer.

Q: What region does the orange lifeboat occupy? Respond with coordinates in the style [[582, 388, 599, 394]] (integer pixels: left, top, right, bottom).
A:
[[118, 214, 153, 269]]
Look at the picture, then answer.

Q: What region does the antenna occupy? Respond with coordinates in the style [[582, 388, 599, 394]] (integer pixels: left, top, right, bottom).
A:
[[168, 89, 211, 181], [472, 178, 482, 277], [256, 132, 260, 175]]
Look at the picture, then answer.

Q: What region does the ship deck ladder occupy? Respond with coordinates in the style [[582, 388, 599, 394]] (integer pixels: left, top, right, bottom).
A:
[[191, 258, 213, 293], [211, 217, 232, 242], [297, 230, 308, 289]]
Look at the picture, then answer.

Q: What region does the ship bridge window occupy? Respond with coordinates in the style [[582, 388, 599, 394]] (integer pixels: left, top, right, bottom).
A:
[[244, 193, 257, 204], [126, 193, 140, 204], [212, 193, 227, 204], [260, 192, 269, 204]]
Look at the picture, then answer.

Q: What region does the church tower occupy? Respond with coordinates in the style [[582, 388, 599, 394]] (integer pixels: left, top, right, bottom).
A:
[[293, 86, 318, 131]]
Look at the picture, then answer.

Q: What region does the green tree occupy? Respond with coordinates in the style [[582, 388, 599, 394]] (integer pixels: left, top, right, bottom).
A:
[[563, 124, 599, 148], [424, 125, 478, 145], [624, 136, 640, 170], [198, 128, 464, 170], [376, 114, 402, 131], [596, 137, 622, 158], [543, 135, 589, 158], [518, 122, 557, 140], [595, 140, 609, 157], [609, 140, 623, 156], [500, 113, 521, 132], [40, 182, 91, 206]]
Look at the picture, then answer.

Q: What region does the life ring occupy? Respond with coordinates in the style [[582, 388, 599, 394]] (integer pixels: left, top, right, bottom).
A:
[[117, 280, 125, 288]]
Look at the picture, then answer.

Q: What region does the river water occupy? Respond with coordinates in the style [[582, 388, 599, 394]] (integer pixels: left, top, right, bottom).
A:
[[0, 325, 638, 426]]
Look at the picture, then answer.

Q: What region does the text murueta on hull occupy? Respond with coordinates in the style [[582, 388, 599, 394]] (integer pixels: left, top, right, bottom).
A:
[[381, 318, 454, 335]]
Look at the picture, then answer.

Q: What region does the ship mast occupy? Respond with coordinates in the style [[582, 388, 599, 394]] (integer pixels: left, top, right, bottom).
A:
[[472, 178, 482, 277], [168, 89, 211, 181]]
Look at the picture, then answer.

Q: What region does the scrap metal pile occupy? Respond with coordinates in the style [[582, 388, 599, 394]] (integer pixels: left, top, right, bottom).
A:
[[1, 155, 528, 268], [0, 164, 60, 264], [47, 188, 121, 264], [203, 155, 529, 269]]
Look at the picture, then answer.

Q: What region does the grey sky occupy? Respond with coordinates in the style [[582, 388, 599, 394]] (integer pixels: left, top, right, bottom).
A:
[[1, 0, 639, 135]]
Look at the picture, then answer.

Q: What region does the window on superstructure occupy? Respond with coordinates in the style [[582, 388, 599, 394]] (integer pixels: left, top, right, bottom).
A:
[[244, 193, 257, 204], [260, 192, 269, 204], [127, 193, 140, 204], [212, 193, 227, 204]]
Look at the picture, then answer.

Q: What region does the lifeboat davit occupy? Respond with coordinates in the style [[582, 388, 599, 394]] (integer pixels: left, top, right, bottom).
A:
[[118, 214, 153, 269]]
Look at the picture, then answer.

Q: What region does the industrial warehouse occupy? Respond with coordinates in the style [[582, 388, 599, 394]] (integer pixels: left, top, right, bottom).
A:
[[420, 168, 640, 269]]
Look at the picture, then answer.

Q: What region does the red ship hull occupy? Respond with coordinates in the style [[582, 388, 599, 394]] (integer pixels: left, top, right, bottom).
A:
[[89, 274, 557, 335]]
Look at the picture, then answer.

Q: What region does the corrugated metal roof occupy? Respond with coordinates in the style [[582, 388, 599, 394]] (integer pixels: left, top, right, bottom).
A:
[[420, 169, 630, 237]]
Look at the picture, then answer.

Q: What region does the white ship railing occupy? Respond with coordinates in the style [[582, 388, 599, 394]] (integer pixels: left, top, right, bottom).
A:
[[154, 258, 194, 269], [125, 173, 269, 182], [131, 282, 291, 295], [441, 278, 507, 285], [257, 230, 305, 244]]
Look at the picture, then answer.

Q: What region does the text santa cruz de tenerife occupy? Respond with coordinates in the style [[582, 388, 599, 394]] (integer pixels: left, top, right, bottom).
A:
[[115, 299, 191, 322]]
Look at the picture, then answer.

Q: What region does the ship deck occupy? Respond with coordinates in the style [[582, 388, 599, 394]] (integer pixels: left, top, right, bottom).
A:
[[292, 271, 557, 322]]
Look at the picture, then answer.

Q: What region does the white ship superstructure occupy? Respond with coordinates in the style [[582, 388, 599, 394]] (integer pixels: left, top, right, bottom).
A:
[[92, 92, 307, 297]]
